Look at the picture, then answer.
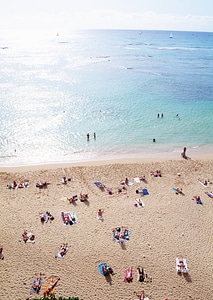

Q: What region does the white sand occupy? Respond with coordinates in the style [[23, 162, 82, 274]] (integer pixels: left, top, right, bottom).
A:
[[0, 156, 213, 300]]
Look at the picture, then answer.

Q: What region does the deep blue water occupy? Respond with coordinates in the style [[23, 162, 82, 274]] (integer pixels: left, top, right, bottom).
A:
[[0, 29, 213, 166]]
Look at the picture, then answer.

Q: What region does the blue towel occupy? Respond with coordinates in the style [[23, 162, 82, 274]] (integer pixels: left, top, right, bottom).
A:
[[98, 263, 108, 276], [142, 188, 149, 195]]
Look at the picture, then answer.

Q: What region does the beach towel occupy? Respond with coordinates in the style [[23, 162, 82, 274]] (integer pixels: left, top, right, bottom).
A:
[[124, 268, 134, 283], [134, 177, 141, 183], [98, 263, 108, 276], [61, 212, 78, 225], [195, 198, 203, 205], [176, 258, 188, 273], [134, 199, 145, 207], [43, 277, 59, 297], [142, 188, 149, 195], [94, 181, 105, 189], [30, 277, 42, 294], [198, 180, 209, 188], [113, 228, 130, 242], [55, 246, 69, 258]]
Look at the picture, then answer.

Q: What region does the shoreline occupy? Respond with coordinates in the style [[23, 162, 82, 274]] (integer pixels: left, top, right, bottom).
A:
[[0, 152, 213, 173]]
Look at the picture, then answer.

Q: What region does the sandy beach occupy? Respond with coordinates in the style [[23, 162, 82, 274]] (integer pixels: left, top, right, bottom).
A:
[[0, 155, 213, 300]]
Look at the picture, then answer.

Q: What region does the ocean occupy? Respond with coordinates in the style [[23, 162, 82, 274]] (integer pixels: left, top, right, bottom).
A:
[[0, 29, 213, 166]]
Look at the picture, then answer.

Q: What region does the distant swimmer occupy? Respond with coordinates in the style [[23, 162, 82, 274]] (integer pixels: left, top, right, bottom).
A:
[[161, 113, 164, 118], [153, 138, 156, 143], [157, 113, 159, 118]]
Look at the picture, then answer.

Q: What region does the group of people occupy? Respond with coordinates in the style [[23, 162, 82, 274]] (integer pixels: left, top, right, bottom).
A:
[[39, 211, 54, 224], [61, 176, 71, 184], [36, 181, 50, 189], [61, 212, 76, 225], [7, 180, 29, 189], [112, 226, 129, 242], [87, 132, 96, 141], [150, 170, 162, 177], [22, 230, 35, 243]]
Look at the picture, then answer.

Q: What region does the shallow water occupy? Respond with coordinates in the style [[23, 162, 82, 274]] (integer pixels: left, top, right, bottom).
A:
[[0, 29, 213, 166]]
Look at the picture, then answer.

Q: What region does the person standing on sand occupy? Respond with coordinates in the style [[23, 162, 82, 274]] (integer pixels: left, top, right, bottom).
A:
[[87, 133, 90, 141], [181, 147, 187, 159]]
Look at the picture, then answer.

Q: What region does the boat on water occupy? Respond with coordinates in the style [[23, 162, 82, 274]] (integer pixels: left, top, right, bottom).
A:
[[170, 32, 173, 38]]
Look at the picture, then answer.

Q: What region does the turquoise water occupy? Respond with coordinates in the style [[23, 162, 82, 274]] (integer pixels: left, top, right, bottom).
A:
[[0, 29, 213, 166]]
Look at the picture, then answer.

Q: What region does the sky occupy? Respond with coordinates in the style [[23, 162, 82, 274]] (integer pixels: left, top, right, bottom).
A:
[[1, 0, 213, 32]]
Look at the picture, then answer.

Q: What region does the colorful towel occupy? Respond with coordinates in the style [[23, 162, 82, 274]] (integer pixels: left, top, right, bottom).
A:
[[98, 263, 108, 276], [61, 212, 78, 225], [43, 277, 60, 297], [94, 181, 105, 188], [113, 228, 130, 242], [124, 268, 134, 282]]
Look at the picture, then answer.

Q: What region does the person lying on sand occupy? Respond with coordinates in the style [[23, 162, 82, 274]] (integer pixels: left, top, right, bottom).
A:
[[134, 290, 145, 300], [135, 199, 144, 207], [80, 193, 88, 201], [137, 267, 145, 282], [43, 277, 60, 297], [97, 209, 104, 220], [68, 195, 78, 203], [175, 188, 183, 195], [22, 231, 35, 243], [31, 273, 42, 294], [59, 243, 68, 257], [198, 179, 209, 186], [192, 195, 202, 204], [150, 170, 162, 177], [0, 247, 4, 260], [205, 191, 213, 198], [177, 255, 186, 270], [102, 264, 114, 275]]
